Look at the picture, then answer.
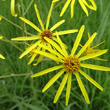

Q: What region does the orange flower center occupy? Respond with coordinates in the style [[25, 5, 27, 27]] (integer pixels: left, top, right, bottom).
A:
[[40, 30, 53, 42], [63, 56, 80, 73]]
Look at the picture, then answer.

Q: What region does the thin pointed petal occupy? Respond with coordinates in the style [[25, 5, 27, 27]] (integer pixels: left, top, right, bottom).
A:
[[78, 0, 88, 16], [36, 43, 65, 59], [0, 16, 2, 21], [79, 49, 108, 61], [42, 69, 65, 93], [82, 0, 97, 11], [53, 74, 68, 103], [33, 55, 43, 66], [34, 50, 61, 62], [34, 4, 44, 30], [28, 53, 37, 65], [44, 37, 66, 57], [71, 0, 75, 18], [0, 36, 3, 39], [46, 0, 58, 30], [56, 32, 68, 57], [19, 17, 42, 33], [33, 46, 45, 66], [71, 25, 85, 56], [11, 36, 39, 41], [53, 29, 78, 36], [11, 0, 17, 17], [93, 57, 108, 61], [92, 40, 105, 49], [80, 63, 110, 71], [0, 54, 5, 59], [60, 0, 71, 17], [31, 65, 63, 78], [66, 73, 72, 106], [50, 20, 65, 31], [19, 41, 40, 59], [79, 69, 103, 91], [76, 32, 97, 58], [75, 72, 90, 104], [53, 37, 68, 49]]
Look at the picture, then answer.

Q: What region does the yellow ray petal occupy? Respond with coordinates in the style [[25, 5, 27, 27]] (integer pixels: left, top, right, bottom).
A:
[[0, 16, 2, 21], [44, 37, 67, 57], [0, 36, 3, 39], [42, 69, 65, 93], [66, 73, 72, 106], [60, 0, 71, 17], [71, 0, 75, 18], [33, 46, 45, 66], [76, 32, 97, 58], [50, 20, 65, 31], [78, 0, 88, 16], [11, 0, 17, 17], [75, 72, 90, 104], [46, 0, 58, 30], [19, 17, 42, 33], [27, 53, 38, 65], [34, 50, 61, 62], [31, 65, 63, 78], [53, 29, 78, 36], [82, 0, 97, 11], [79, 69, 103, 91], [55, 32, 68, 57], [0, 54, 5, 59], [11, 36, 39, 41], [34, 4, 44, 31], [92, 40, 105, 49], [53, 73, 68, 103], [35, 43, 65, 60], [80, 63, 110, 71], [33, 55, 43, 66], [79, 49, 108, 61], [53, 37, 68, 49], [93, 57, 108, 61], [87, 33, 92, 48], [19, 41, 41, 59], [71, 25, 85, 56]]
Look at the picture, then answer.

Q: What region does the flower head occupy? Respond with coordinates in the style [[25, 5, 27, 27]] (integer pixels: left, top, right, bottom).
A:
[[60, 0, 97, 18], [11, 0, 78, 65], [31, 25, 110, 106], [0, 36, 5, 59], [80, 33, 107, 61]]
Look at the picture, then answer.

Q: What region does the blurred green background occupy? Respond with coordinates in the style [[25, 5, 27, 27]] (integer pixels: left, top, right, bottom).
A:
[[0, 0, 110, 110]]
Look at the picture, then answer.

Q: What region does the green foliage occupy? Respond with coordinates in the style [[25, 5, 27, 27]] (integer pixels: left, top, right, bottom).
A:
[[0, 0, 110, 110]]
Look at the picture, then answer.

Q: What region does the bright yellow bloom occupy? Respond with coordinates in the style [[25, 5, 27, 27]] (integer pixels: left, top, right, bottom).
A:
[[11, 0, 78, 65], [80, 33, 107, 61], [60, 0, 97, 18], [31, 25, 110, 106], [0, 36, 5, 59], [2, 0, 17, 17]]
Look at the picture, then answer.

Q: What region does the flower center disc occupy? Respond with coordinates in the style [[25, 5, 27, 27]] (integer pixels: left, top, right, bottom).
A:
[[41, 30, 53, 42], [63, 56, 80, 73]]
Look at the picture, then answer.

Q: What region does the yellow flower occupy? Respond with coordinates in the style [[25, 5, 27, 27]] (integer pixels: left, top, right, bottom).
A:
[[11, 0, 78, 65], [80, 33, 108, 61], [25, 43, 41, 65], [2, 0, 17, 17], [31, 25, 110, 106], [0, 36, 5, 59], [60, 0, 97, 18]]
